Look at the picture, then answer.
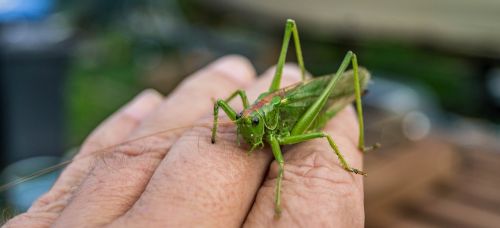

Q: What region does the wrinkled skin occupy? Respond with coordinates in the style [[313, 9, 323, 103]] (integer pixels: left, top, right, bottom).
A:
[[4, 56, 364, 228]]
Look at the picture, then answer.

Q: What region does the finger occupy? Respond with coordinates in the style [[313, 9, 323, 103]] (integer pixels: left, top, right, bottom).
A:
[[5, 90, 162, 227], [111, 65, 304, 227], [131, 55, 257, 138], [245, 106, 365, 227], [52, 55, 257, 227], [34, 89, 163, 208], [79, 89, 164, 156]]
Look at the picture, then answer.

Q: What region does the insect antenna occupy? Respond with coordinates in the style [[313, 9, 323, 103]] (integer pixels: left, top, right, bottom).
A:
[[0, 161, 71, 192], [0, 120, 236, 192]]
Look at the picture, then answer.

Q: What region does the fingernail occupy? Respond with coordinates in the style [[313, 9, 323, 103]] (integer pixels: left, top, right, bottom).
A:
[[122, 89, 163, 119], [210, 55, 256, 86]]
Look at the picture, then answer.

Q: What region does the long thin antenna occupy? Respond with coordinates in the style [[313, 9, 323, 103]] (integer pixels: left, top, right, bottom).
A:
[[0, 120, 236, 191]]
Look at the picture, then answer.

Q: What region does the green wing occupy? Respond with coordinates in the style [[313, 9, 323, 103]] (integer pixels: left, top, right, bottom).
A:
[[278, 68, 371, 133]]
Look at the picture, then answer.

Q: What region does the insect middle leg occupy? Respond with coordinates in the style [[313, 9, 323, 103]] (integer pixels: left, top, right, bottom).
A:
[[268, 135, 285, 216], [211, 90, 249, 143], [267, 131, 365, 216], [269, 19, 307, 92]]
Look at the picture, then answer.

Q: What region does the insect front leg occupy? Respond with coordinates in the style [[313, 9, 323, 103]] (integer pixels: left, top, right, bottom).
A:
[[269, 135, 285, 216], [211, 90, 250, 144], [269, 19, 307, 92], [278, 132, 366, 176], [224, 89, 250, 109]]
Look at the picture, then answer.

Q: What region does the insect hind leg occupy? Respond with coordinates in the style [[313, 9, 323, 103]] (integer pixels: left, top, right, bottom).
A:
[[269, 135, 285, 216], [269, 19, 307, 92], [351, 53, 381, 153], [211, 89, 250, 144]]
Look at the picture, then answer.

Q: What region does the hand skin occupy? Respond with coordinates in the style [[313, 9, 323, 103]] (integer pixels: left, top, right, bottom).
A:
[[4, 56, 364, 228]]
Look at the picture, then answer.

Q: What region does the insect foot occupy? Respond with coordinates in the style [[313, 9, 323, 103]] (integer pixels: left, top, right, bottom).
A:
[[362, 143, 382, 153], [274, 206, 282, 219], [350, 168, 368, 176]]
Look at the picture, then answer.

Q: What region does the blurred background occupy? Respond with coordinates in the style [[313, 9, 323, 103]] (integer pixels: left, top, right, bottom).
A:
[[0, 0, 499, 226]]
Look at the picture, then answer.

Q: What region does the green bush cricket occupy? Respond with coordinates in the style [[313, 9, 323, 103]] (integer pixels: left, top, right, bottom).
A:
[[211, 19, 378, 215]]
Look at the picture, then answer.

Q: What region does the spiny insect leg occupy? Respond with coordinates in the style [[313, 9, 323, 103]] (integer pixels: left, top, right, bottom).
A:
[[291, 51, 354, 135], [278, 132, 366, 176], [211, 89, 250, 144], [351, 53, 380, 153], [211, 100, 237, 144], [352, 53, 365, 151], [224, 89, 250, 108], [269, 19, 306, 92], [269, 135, 285, 216]]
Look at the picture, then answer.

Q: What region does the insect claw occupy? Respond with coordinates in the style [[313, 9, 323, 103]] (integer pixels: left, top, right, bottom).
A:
[[274, 207, 282, 219], [211, 138, 216, 144], [351, 168, 367, 176], [247, 144, 256, 156], [362, 143, 381, 153]]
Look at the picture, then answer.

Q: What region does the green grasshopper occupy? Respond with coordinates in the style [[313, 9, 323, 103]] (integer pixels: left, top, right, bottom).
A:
[[211, 19, 377, 215]]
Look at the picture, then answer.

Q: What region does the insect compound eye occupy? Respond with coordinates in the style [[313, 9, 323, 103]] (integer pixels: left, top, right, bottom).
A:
[[235, 112, 242, 120], [252, 116, 259, 126]]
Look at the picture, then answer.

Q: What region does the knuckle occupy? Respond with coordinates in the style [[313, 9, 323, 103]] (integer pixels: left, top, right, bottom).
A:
[[101, 138, 166, 163], [209, 55, 255, 85], [87, 140, 166, 182], [30, 189, 74, 213], [80, 139, 106, 155]]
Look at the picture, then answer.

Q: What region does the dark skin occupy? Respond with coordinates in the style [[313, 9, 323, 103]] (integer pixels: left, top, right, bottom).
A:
[[4, 56, 364, 227]]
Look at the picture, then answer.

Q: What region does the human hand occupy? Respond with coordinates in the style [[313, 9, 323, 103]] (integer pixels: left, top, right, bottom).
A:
[[4, 56, 364, 227]]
